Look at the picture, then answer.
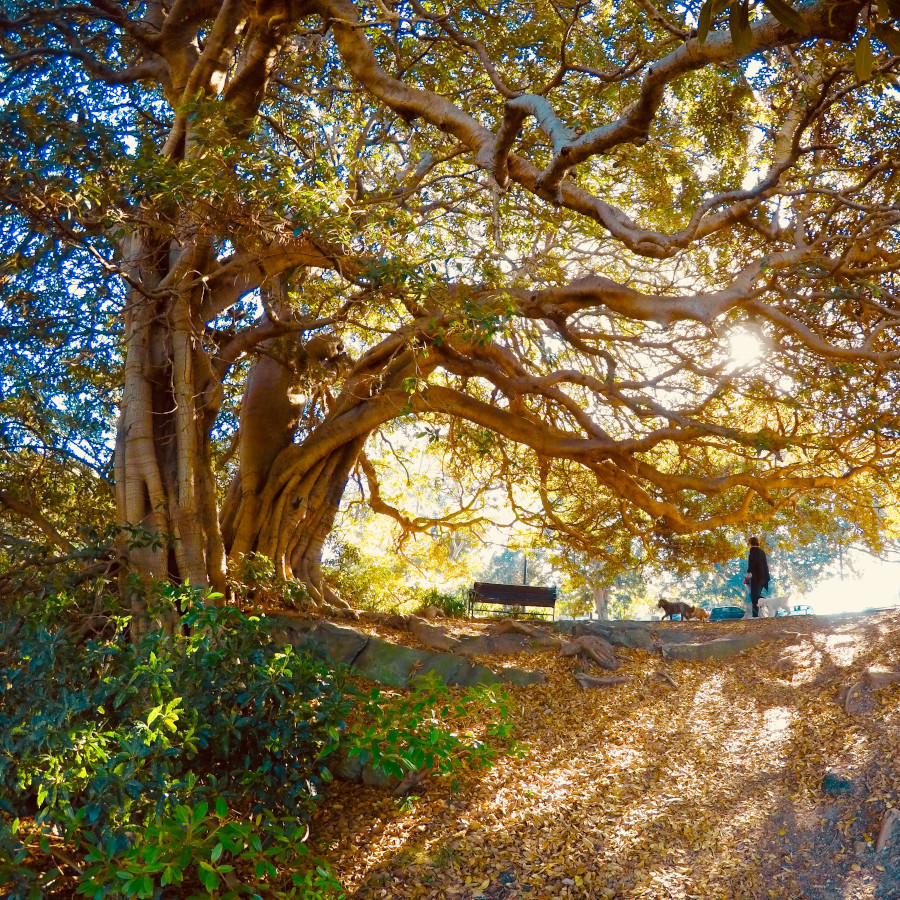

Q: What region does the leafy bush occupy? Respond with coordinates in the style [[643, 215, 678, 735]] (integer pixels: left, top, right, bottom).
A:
[[416, 587, 468, 619], [322, 541, 418, 612], [0, 586, 348, 898], [226, 552, 314, 612], [0, 584, 519, 899], [342, 672, 518, 784], [3, 803, 344, 900]]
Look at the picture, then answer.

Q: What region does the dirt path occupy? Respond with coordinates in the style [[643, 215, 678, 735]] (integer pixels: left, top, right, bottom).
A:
[[311, 610, 900, 900]]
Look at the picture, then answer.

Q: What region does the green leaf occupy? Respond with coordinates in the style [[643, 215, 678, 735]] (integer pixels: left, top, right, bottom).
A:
[[198, 861, 219, 891], [874, 21, 900, 55], [729, 1, 752, 55], [318, 740, 339, 759], [697, 0, 715, 43], [215, 797, 228, 819], [761, 0, 809, 34], [856, 31, 875, 82]]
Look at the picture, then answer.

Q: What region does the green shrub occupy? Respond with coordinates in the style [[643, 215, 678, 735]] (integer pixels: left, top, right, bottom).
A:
[[227, 552, 314, 612], [0, 583, 519, 899], [342, 672, 518, 783], [0, 586, 348, 898], [76, 802, 344, 899], [416, 587, 468, 619], [3, 803, 345, 900]]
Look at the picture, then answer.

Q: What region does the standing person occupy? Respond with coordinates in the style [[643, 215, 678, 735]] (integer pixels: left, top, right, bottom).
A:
[[745, 536, 770, 618]]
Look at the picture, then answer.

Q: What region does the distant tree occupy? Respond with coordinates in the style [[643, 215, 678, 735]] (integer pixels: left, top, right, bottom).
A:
[[3, 1, 900, 621], [478, 547, 529, 586], [660, 500, 870, 606]]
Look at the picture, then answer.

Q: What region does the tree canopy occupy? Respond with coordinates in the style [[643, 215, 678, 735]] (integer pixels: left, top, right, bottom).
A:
[[2, 0, 900, 611]]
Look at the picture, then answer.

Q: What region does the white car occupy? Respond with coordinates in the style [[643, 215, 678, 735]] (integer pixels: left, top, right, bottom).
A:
[[775, 604, 813, 616]]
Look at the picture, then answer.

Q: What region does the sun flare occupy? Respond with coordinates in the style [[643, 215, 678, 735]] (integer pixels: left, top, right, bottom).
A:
[[728, 330, 764, 368]]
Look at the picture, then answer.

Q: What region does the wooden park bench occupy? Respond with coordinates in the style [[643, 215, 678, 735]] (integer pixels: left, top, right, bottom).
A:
[[468, 582, 558, 620]]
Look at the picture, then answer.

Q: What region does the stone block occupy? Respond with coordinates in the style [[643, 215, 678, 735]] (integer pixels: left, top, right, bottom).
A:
[[418, 652, 471, 685], [661, 634, 762, 661], [285, 619, 370, 667], [501, 666, 547, 687], [557, 620, 656, 651], [456, 662, 504, 687], [864, 667, 900, 690], [352, 637, 428, 687]]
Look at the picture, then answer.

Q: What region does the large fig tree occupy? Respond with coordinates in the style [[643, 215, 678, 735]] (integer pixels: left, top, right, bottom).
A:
[[2, 0, 900, 612]]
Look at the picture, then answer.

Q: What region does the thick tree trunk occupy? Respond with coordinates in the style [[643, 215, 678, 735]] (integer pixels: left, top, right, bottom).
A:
[[221, 332, 372, 608], [224, 430, 370, 608], [224, 443, 363, 606], [114, 266, 227, 628], [221, 326, 429, 608], [593, 585, 610, 621], [106, 1, 328, 627], [270, 436, 367, 607]]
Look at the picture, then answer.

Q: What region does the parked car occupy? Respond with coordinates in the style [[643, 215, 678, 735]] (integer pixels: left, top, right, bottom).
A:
[[709, 606, 746, 622]]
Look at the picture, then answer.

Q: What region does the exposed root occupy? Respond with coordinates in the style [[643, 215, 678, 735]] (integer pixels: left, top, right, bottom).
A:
[[842, 681, 863, 715], [654, 670, 679, 688], [876, 808, 900, 852]]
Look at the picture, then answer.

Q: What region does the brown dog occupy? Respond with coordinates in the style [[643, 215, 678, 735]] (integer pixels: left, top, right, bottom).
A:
[[691, 606, 710, 621], [658, 599, 697, 622]]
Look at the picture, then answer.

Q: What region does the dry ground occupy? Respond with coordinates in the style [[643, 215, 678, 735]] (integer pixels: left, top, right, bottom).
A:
[[311, 609, 900, 900]]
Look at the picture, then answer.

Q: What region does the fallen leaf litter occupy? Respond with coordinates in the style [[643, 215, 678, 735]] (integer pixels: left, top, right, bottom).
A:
[[311, 610, 900, 899]]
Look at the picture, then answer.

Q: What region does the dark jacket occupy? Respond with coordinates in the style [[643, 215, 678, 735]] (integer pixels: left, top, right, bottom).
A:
[[747, 546, 770, 592]]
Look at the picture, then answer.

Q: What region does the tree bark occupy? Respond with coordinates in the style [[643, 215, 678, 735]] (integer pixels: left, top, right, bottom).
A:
[[224, 417, 371, 608], [105, 2, 307, 625], [220, 314, 438, 606], [593, 585, 610, 621], [221, 337, 416, 606], [114, 259, 228, 629]]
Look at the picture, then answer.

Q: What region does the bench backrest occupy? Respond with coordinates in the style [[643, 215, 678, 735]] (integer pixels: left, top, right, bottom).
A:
[[470, 582, 557, 608]]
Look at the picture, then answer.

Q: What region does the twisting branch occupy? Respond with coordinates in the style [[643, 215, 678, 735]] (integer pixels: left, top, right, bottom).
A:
[[510, 246, 812, 327], [1, 44, 164, 84], [161, 0, 247, 155], [357, 452, 492, 538], [213, 313, 339, 379], [633, 0, 689, 39], [314, 0, 865, 257], [0, 490, 75, 553], [407, 0, 520, 99], [412, 384, 868, 534], [510, 2, 864, 198], [492, 95, 579, 189]]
